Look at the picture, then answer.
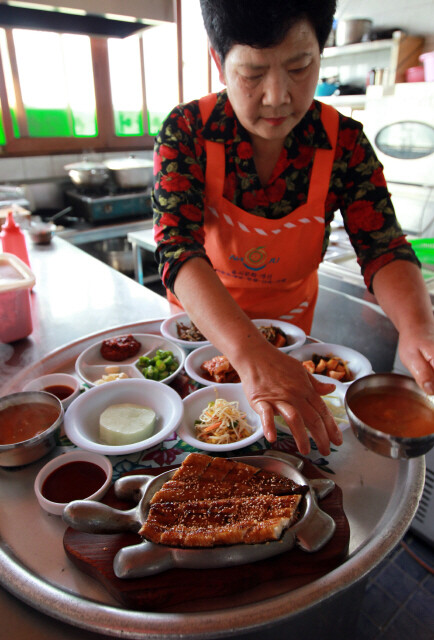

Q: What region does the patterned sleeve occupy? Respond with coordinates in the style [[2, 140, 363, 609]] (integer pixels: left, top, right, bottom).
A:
[[335, 122, 420, 292], [152, 103, 211, 294]]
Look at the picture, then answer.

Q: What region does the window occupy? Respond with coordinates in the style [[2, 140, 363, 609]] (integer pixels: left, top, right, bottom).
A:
[[141, 23, 179, 136], [180, 0, 224, 102], [11, 29, 97, 138], [0, 26, 169, 154], [0, 2, 222, 156], [0, 110, 5, 145], [108, 35, 144, 137]]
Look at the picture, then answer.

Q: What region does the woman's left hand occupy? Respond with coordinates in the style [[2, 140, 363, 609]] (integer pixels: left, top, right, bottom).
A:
[[398, 323, 434, 395]]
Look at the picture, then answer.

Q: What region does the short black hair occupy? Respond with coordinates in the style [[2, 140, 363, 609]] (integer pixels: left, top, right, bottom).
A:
[[199, 0, 336, 61]]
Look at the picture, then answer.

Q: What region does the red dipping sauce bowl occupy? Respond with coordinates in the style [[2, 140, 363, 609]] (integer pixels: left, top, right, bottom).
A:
[[34, 450, 112, 515], [23, 373, 80, 410]]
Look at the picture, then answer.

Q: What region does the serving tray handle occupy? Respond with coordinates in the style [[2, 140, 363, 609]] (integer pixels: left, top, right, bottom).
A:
[[63, 500, 140, 533], [295, 480, 336, 553], [114, 542, 175, 578], [62, 474, 157, 534]]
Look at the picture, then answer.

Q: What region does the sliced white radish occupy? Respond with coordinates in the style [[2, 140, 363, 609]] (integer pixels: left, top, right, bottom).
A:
[[99, 403, 156, 445]]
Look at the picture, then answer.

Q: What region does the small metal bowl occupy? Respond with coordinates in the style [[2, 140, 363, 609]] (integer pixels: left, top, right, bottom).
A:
[[345, 373, 434, 459], [0, 391, 64, 467]]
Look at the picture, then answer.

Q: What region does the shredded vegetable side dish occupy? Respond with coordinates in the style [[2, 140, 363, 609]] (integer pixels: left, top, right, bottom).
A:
[[275, 392, 349, 431], [322, 394, 349, 427], [195, 398, 254, 444]]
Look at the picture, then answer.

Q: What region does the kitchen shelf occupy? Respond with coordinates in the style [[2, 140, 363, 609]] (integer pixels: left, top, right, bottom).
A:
[[323, 37, 401, 59], [320, 31, 424, 94]]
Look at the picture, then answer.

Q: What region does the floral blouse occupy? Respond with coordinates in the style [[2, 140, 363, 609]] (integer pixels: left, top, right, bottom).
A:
[[152, 90, 418, 294]]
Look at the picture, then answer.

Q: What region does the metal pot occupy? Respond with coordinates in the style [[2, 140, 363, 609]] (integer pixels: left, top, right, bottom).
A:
[[335, 19, 372, 46], [0, 391, 64, 467], [345, 373, 434, 459], [98, 237, 135, 273], [64, 161, 110, 187], [103, 155, 153, 189]]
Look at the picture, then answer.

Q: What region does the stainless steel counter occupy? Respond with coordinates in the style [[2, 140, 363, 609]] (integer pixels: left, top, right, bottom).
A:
[[0, 236, 422, 639], [0, 236, 170, 390], [57, 218, 153, 246]]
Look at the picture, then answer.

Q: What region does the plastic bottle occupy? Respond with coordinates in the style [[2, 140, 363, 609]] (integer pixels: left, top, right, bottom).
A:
[[0, 211, 31, 267]]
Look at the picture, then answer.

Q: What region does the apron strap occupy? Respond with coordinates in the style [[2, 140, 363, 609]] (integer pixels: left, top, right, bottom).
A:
[[307, 103, 339, 204], [199, 94, 226, 205], [199, 92, 217, 123]]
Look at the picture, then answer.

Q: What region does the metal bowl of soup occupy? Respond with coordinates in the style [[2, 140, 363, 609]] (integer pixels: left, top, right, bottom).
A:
[[345, 373, 434, 459], [0, 391, 64, 467]]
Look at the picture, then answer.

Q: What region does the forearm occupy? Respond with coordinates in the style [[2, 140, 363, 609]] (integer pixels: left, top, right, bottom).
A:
[[372, 260, 434, 335]]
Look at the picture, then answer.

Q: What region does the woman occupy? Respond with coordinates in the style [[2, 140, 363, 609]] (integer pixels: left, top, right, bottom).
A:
[[153, 0, 434, 456]]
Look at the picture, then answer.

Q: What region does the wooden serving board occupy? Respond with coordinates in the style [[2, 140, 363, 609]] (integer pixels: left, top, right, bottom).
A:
[[64, 454, 350, 613]]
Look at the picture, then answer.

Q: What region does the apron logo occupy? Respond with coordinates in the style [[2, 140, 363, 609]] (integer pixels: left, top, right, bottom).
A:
[[229, 246, 280, 271]]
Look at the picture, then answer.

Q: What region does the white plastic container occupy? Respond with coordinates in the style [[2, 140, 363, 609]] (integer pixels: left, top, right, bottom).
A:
[[0, 253, 35, 343]]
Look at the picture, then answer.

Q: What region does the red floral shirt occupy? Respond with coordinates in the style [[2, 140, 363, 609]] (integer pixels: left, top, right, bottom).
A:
[[153, 91, 418, 293]]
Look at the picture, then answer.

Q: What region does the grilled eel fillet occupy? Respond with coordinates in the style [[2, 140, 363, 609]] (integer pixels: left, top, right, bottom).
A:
[[139, 453, 307, 548]]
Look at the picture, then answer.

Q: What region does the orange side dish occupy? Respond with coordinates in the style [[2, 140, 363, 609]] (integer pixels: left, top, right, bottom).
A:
[[0, 403, 60, 445]]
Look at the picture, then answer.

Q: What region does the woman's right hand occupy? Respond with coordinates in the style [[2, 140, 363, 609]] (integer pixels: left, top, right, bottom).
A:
[[234, 342, 343, 456]]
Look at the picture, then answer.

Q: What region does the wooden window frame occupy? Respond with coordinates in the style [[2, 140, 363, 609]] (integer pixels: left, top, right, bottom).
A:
[[0, 24, 180, 157]]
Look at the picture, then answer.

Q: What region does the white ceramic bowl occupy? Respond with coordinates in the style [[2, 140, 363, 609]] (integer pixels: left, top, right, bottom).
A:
[[75, 333, 185, 387], [251, 318, 306, 352], [64, 378, 184, 455], [184, 345, 240, 387], [274, 374, 350, 435], [34, 449, 112, 516], [178, 383, 263, 452], [160, 313, 210, 350], [23, 373, 81, 409], [289, 342, 372, 385]]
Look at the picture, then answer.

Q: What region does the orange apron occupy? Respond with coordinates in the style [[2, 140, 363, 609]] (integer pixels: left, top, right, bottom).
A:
[[168, 94, 338, 333]]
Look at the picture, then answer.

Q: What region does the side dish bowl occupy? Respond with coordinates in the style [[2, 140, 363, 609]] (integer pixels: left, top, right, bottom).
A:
[[0, 391, 64, 467], [34, 449, 113, 516], [63, 378, 184, 456], [289, 342, 372, 385], [178, 383, 263, 451], [75, 333, 185, 387], [184, 345, 240, 387], [160, 313, 210, 350], [251, 318, 306, 352], [345, 373, 434, 459], [22, 372, 81, 409]]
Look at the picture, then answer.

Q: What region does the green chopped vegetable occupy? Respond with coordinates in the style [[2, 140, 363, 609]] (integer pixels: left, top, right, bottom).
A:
[[136, 349, 179, 381]]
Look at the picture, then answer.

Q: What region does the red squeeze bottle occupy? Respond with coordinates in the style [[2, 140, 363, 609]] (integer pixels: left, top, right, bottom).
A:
[[0, 211, 31, 267]]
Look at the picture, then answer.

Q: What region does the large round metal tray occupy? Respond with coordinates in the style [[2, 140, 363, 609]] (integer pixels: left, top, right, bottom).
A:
[[0, 320, 426, 639]]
